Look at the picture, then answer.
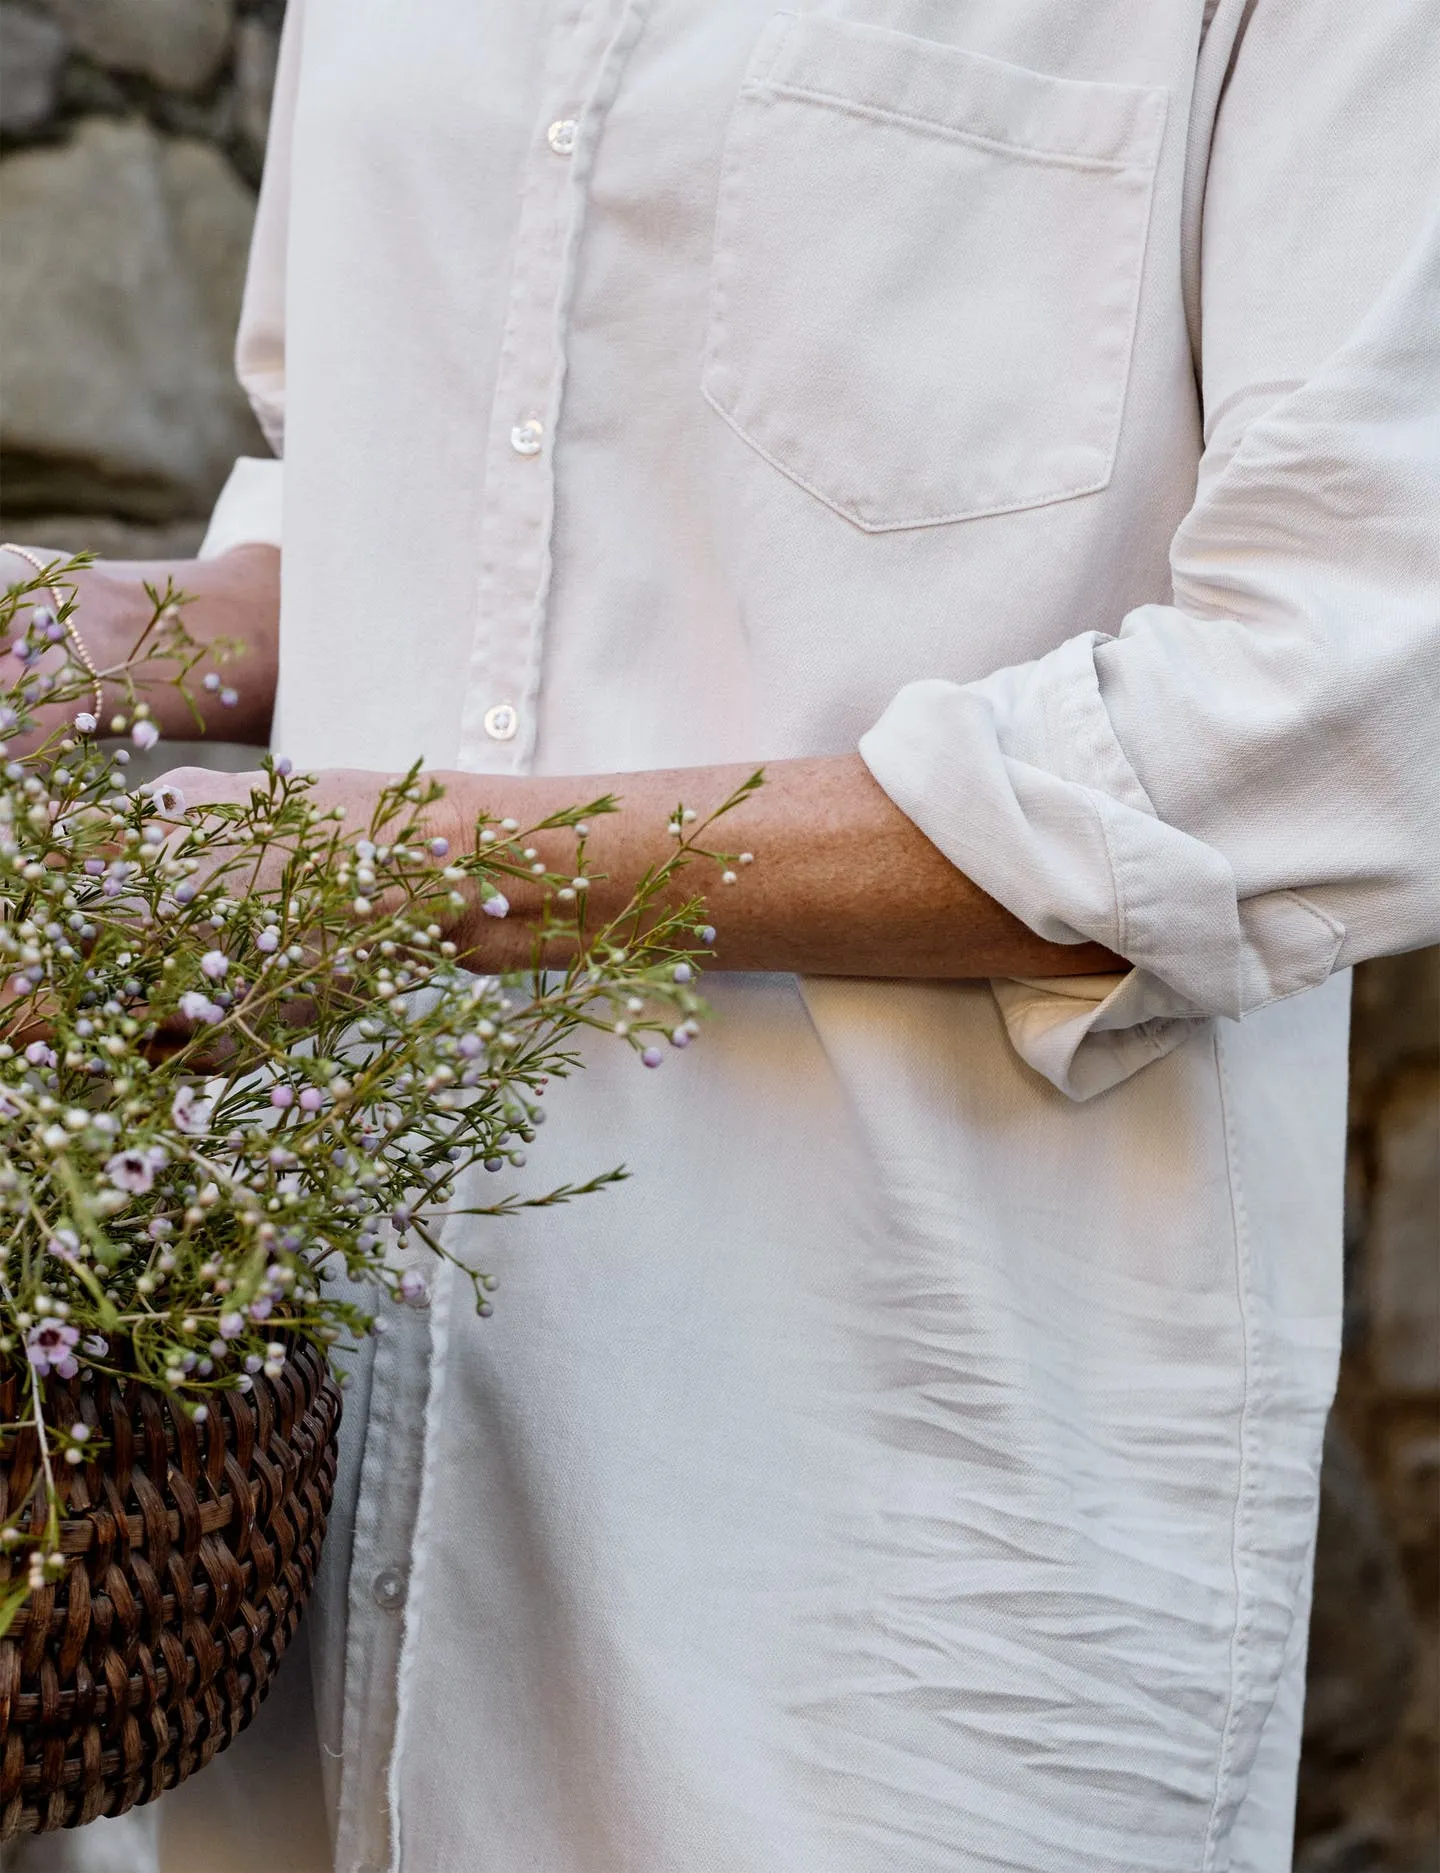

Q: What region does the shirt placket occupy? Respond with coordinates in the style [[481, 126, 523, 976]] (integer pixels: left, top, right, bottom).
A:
[[337, 8, 646, 1870], [331, 1291, 433, 1873], [455, 0, 640, 777]]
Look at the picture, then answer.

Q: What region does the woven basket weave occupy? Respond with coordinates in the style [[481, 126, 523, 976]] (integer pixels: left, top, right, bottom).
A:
[[0, 1340, 341, 1837]]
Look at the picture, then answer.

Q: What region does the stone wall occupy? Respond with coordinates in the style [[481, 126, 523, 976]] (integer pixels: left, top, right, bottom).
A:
[[1, 0, 280, 556], [2, 6, 1437, 1866], [1300, 954, 1440, 1873]]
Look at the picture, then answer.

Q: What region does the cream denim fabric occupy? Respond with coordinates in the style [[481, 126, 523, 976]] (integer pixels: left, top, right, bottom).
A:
[[18, 3, 1437, 1872]]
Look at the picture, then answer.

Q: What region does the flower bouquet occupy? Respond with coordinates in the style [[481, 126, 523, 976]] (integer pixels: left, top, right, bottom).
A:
[[0, 557, 755, 1835]]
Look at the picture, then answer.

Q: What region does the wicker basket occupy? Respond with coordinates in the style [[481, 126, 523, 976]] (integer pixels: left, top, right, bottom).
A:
[[0, 1340, 342, 1837]]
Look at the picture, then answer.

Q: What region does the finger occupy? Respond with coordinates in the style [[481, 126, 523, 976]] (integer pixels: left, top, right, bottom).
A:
[[138, 766, 266, 824]]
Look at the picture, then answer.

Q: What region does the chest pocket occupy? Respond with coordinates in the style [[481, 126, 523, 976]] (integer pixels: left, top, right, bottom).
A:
[[702, 14, 1168, 532]]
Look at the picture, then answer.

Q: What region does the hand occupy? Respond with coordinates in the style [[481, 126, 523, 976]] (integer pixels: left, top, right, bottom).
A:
[[2, 546, 280, 755], [143, 763, 367, 898]]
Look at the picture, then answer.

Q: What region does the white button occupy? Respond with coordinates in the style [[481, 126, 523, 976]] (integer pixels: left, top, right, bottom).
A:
[[510, 418, 544, 456], [547, 118, 578, 156], [483, 702, 518, 742], [371, 1567, 407, 1613]]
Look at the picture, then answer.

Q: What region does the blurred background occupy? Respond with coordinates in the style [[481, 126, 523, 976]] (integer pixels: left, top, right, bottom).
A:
[[1, 4, 1437, 1867]]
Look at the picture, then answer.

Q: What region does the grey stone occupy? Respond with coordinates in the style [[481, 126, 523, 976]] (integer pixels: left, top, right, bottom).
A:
[[0, 116, 265, 522], [1294, 1823, 1396, 1873], [123, 736, 268, 784], [1387, 1431, 1440, 1558], [1367, 1068, 1440, 1394], [5, 514, 209, 559], [152, 78, 236, 147], [232, 14, 278, 167], [1350, 951, 1440, 1101], [0, 4, 66, 137], [55, 54, 129, 120], [46, 0, 233, 93], [1304, 1422, 1416, 1764]]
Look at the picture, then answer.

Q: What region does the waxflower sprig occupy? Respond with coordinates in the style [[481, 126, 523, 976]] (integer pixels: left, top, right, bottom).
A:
[[0, 555, 759, 1633]]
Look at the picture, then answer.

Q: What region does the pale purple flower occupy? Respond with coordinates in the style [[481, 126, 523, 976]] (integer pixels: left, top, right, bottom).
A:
[[73, 711, 97, 734], [641, 1046, 664, 1069], [220, 688, 238, 708], [203, 672, 222, 693], [83, 857, 105, 876], [146, 780, 185, 814], [672, 963, 693, 984], [698, 925, 716, 945], [270, 1086, 294, 1109], [275, 756, 293, 776], [82, 1333, 109, 1359], [170, 1084, 213, 1135], [298, 1086, 324, 1112], [131, 719, 160, 751], [255, 928, 279, 953], [26, 1320, 79, 1379], [179, 989, 224, 1024], [24, 1040, 55, 1067], [104, 1149, 154, 1195], [199, 950, 229, 980], [248, 1295, 274, 1322], [482, 892, 510, 920], [458, 1033, 484, 1058], [218, 1312, 245, 1340], [398, 1268, 429, 1306], [428, 837, 449, 857]]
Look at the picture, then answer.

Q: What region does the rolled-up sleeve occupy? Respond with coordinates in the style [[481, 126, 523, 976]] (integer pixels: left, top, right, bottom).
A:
[[861, 0, 1440, 1100]]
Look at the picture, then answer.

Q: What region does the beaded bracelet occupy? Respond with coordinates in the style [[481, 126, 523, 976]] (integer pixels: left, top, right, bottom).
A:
[[0, 541, 106, 719]]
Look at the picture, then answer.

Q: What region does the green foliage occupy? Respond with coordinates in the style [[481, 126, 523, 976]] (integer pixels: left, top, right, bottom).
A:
[[0, 556, 759, 1630]]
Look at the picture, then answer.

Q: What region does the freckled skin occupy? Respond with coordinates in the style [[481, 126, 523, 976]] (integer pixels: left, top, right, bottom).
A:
[[17, 547, 1122, 982]]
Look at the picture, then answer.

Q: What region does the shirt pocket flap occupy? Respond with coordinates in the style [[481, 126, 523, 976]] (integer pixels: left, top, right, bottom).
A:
[[704, 15, 1170, 532], [760, 13, 1168, 170]]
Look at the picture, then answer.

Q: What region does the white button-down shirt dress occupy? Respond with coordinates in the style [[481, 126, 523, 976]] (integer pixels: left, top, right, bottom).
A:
[[19, 2, 1439, 1871]]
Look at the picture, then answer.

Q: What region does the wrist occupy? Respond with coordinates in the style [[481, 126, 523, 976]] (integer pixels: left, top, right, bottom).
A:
[[434, 771, 632, 966]]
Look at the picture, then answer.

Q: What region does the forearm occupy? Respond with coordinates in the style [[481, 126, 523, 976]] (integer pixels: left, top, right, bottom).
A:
[[443, 753, 1124, 980], [8, 544, 281, 748]]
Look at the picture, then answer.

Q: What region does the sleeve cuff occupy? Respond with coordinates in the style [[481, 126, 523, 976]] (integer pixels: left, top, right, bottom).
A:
[[859, 633, 1342, 1099], [199, 456, 284, 560]]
